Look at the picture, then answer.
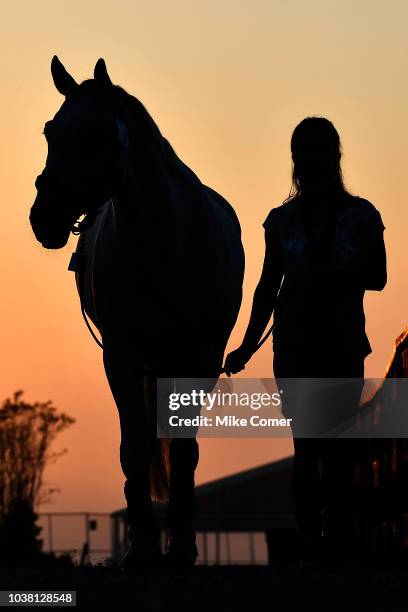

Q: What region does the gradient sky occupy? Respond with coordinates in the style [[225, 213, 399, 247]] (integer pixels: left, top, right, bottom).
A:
[[0, 0, 407, 513]]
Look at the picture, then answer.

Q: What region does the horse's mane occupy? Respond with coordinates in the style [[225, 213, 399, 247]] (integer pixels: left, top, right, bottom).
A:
[[74, 78, 204, 212], [76, 79, 182, 171], [112, 84, 181, 171]]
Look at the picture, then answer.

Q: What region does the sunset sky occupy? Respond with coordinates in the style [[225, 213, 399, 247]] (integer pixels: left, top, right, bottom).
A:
[[0, 0, 407, 514]]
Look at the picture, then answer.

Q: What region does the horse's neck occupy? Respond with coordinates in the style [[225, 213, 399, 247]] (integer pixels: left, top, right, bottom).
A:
[[109, 167, 180, 273], [110, 142, 212, 276]]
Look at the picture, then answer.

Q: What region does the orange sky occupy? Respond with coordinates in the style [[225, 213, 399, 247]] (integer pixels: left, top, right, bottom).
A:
[[0, 1, 407, 513]]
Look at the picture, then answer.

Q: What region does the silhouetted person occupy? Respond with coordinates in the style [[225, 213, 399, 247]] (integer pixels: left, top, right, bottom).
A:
[[224, 117, 387, 569]]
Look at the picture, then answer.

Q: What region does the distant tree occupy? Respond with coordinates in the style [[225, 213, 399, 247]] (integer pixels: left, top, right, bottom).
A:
[[0, 390, 75, 562]]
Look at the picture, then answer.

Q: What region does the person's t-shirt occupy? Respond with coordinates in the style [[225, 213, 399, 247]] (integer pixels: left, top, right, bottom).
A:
[[262, 193, 386, 358]]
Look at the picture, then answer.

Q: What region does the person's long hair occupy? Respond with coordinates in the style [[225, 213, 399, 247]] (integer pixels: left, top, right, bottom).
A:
[[285, 116, 352, 202]]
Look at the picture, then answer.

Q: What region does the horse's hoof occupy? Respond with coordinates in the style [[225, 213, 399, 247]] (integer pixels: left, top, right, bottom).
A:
[[121, 550, 163, 572], [121, 522, 163, 572], [163, 530, 198, 571]]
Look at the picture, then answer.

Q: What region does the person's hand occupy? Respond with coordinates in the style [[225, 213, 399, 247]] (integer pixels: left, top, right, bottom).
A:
[[223, 344, 255, 377]]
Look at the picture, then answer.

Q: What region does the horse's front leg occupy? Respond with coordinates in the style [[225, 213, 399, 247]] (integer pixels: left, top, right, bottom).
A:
[[103, 350, 162, 570], [163, 368, 220, 569], [164, 438, 200, 569]]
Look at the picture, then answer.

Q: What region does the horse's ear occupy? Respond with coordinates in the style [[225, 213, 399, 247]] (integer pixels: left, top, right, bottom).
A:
[[51, 56, 78, 96], [94, 58, 113, 89]]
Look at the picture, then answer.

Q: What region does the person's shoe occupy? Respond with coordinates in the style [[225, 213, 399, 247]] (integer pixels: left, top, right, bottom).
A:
[[321, 553, 344, 574], [321, 543, 347, 574], [162, 527, 198, 571], [298, 533, 323, 572], [321, 531, 348, 573], [121, 522, 163, 571]]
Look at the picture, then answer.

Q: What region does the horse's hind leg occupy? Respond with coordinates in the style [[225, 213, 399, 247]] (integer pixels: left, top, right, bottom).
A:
[[103, 351, 161, 568]]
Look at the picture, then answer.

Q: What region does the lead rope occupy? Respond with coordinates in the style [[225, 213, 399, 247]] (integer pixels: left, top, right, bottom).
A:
[[219, 322, 275, 374], [67, 238, 104, 352]]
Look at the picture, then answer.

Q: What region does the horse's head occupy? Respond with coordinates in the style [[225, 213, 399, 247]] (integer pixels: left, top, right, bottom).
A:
[[30, 56, 127, 249]]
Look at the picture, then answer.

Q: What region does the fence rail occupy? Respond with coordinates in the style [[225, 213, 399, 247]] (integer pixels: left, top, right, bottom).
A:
[[38, 512, 112, 562]]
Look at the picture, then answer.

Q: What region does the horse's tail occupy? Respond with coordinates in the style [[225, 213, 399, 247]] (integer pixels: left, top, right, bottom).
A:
[[150, 438, 171, 501], [144, 366, 171, 501]]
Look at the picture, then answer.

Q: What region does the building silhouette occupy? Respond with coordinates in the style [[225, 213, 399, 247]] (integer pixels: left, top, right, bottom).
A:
[[353, 328, 408, 562]]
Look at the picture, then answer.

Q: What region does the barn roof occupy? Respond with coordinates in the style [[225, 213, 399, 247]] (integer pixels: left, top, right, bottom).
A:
[[111, 456, 296, 532]]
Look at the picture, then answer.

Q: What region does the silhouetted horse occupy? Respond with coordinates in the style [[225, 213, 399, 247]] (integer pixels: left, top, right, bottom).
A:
[[29, 57, 245, 569]]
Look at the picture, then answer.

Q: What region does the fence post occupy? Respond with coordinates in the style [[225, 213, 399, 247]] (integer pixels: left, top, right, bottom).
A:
[[48, 514, 53, 553], [85, 513, 90, 556], [203, 532, 208, 564]]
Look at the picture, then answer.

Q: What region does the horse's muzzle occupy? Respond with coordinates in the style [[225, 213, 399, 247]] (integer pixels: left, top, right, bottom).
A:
[[29, 196, 72, 249]]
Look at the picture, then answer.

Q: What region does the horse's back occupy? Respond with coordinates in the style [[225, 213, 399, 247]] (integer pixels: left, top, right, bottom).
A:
[[203, 185, 241, 231], [201, 184, 245, 330], [163, 169, 245, 347]]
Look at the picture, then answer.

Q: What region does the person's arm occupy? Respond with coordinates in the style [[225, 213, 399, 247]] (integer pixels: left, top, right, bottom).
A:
[[224, 226, 284, 375], [332, 207, 387, 292], [353, 232, 387, 291], [338, 210, 387, 291], [240, 230, 284, 351]]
